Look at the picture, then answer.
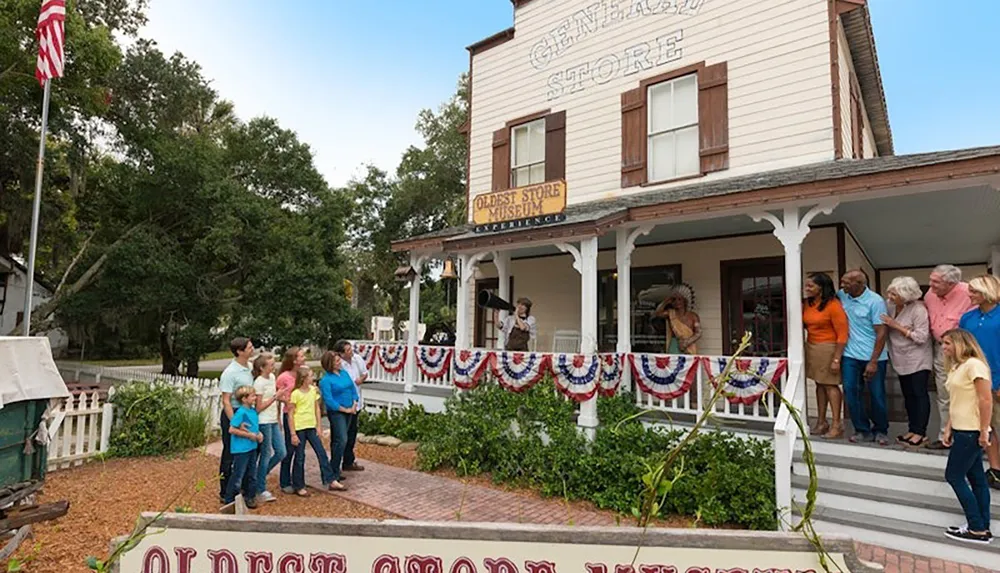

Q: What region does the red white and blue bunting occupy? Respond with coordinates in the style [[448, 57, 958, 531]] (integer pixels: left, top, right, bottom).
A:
[[378, 344, 408, 374], [492, 351, 551, 393], [551, 354, 601, 401], [598, 353, 625, 397], [702, 357, 787, 405], [355, 343, 377, 369], [629, 353, 703, 401], [416, 346, 453, 379], [452, 349, 492, 390]]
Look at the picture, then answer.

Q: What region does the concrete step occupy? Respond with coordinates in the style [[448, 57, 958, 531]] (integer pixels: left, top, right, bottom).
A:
[[793, 452, 955, 497], [802, 506, 1000, 570], [800, 437, 949, 469], [792, 475, 1000, 530]]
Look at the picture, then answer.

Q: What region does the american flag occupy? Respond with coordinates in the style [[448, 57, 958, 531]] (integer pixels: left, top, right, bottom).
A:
[[35, 0, 66, 85]]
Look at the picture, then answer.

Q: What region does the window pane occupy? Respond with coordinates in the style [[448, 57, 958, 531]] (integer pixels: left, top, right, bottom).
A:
[[529, 120, 546, 163], [648, 83, 672, 134], [513, 166, 530, 187], [673, 75, 698, 126], [529, 163, 545, 184], [513, 126, 530, 167], [648, 132, 676, 181], [675, 126, 699, 176]]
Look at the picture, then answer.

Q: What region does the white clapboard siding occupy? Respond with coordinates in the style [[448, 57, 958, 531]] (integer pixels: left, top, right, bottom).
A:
[[468, 0, 833, 211]]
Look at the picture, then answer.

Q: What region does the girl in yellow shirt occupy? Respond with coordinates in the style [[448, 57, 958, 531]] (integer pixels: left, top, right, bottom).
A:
[[286, 366, 335, 496], [941, 329, 994, 544]]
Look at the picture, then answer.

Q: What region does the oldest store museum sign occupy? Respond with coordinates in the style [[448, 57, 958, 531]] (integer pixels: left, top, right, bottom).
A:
[[472, 181, 568, 234], [117, 515, 874, 573]]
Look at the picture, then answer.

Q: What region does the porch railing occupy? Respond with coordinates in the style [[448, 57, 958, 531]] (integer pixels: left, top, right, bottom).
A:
[[772, 360, 805, 531]]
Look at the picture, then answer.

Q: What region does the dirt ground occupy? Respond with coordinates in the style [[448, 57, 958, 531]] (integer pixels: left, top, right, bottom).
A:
[[9, 448, 390, 573]]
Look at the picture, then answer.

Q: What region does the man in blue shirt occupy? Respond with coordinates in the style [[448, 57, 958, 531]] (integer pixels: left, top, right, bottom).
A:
[[837, 270, 890, 445], [217, 336, 255, 501], [959, 274, 1000, 489]]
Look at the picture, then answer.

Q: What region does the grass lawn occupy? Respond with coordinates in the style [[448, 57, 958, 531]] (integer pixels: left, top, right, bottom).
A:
[[83, 350, 232, 367]]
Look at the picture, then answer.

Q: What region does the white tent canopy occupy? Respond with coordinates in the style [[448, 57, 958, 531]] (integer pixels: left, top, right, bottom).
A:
[[0, 336, 69, 410]]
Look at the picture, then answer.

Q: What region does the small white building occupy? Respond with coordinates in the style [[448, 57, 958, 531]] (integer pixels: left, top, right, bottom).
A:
[[0, 254, 68, 356]]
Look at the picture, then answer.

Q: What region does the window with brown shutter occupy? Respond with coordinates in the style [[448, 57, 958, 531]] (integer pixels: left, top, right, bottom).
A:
[[491, 110, 567, 190], [620, 61, 730, 188]]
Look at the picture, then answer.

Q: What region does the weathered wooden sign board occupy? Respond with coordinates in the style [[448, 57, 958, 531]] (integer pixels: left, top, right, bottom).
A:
[[114, 515, 877, 573]]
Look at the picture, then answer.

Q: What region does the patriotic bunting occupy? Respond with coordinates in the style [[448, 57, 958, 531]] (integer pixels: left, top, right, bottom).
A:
[[492, 351, 551, 393], [355, 343, 377, 369], [597, 353, 625, 397], [453, 349, 493, 390], [551, 353, 601, 401], [629, 353, 703, 401], [416, 346, 453, 379], [378, 344, 408, 374], [703, 357, 787, 405]]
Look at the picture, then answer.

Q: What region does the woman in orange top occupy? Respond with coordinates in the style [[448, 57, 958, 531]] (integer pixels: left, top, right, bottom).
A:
[[803, 272, 850, 438]]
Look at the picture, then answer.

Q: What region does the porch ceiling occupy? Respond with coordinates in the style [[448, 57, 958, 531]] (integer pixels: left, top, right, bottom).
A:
[[503, 184, 1000, 269]]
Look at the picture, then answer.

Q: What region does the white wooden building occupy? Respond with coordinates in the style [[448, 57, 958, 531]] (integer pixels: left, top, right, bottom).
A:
[[0, 254, 67, 355], [366, 0, 1000, 566]]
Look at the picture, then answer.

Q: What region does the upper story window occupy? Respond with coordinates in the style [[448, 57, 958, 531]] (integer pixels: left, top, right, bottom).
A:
[[647, 74, 699, 182], [511, 119, 546, 187]]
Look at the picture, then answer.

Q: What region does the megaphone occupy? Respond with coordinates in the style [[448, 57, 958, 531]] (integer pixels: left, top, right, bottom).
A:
[[477, 290, 515, 312]]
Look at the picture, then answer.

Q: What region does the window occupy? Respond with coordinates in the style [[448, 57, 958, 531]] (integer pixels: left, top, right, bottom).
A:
[[647, 74, 699, 182], [510, 118, 546, 187], [597, 265, 682, 353]]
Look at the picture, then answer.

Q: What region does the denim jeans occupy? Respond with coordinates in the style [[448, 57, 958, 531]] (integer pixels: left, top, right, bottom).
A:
[[842, 357, 888, 436], [327, 411, 349, 481], [343, 412, 359, 468], [279, 413, 294, 489], [255, 423, 286, 492], [224, 450, 258, 504], [292, 427, 334, 490], [898, 370, 931, 436], [945, 430, 991, 532]]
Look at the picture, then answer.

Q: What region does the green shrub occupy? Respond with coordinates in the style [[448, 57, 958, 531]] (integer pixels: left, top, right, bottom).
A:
[[108, 382, 210, 457], [356, 381, 776, 529]]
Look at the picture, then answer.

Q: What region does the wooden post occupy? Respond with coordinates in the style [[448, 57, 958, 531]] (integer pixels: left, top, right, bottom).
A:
[[100, 386, 115, 453]]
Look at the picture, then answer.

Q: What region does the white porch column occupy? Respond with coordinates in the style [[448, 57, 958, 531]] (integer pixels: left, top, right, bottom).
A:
[[557, 236, 600, 439], [616, 225, 653, 393], [456, 252, 488, 350], [492, 251, 511, 349], [404, 253, 429, 394], [751, 203, 837, 371]]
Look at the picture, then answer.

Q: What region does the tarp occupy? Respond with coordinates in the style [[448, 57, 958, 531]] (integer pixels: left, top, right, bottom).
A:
[[0, 336, 70, 410]]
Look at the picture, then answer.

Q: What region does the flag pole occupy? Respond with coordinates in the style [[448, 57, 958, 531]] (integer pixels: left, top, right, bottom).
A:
[[22, 78, 52, 336]]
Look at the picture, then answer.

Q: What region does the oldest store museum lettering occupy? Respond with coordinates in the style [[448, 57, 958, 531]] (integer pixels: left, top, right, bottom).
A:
[[530, 0, 705, 100]]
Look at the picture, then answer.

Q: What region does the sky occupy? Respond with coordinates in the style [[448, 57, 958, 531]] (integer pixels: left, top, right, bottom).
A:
[[140, 0, 1000, 188]]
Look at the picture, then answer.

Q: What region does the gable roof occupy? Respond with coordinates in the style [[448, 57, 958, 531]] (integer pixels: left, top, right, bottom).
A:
[[0, 254, 56, 293], [842, 4, 894, 156]]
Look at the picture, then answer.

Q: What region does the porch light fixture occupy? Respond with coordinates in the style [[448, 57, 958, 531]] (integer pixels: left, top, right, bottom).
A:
[[440, 257, 458, 280], [394, 265, 417, 283]]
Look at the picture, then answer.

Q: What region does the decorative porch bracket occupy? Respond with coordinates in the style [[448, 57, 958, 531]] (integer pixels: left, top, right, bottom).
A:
[[615, 224, 654, 395], [404, 253, 431, 393], [491, 251, 512, 350], [455, 251, 490, 351], [556, 237, 600, 439]]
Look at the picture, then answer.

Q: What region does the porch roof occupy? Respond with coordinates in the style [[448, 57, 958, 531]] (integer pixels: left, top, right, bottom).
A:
[[391, 145, 1000, 253]]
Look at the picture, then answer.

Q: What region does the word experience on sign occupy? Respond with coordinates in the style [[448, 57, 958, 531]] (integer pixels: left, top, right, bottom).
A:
[[547, 30, 684, 101], [472, 180, 567, 229]]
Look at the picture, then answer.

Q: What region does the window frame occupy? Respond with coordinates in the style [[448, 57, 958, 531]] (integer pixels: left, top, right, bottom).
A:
[[509, 117, 547, 188], [645, 73, 700, 184]]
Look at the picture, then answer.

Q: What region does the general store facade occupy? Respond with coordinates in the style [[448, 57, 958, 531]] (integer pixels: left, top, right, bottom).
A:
[[359, 0, 1000, 565]]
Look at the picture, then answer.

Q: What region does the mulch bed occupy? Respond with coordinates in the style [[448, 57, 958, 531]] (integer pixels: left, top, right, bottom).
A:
[[11, 449, 390, 573]]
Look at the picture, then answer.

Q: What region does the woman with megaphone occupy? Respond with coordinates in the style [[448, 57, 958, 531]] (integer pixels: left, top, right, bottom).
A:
[[480, 293, 536, 351]]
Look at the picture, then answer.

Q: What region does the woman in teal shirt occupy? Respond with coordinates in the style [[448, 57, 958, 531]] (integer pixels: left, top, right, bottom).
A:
[[318, 351, 358, 485]]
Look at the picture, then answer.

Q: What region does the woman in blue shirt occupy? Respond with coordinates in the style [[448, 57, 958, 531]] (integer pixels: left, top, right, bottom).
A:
[[318, 351, 359, 485], [960, 275, 1000, 489]]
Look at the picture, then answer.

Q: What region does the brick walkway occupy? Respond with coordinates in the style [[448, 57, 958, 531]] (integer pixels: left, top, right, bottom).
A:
[[206, 442, 997, 572]]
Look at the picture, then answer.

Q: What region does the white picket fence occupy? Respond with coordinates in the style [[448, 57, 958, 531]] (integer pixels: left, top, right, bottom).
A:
[[46, 363, 223, 471]]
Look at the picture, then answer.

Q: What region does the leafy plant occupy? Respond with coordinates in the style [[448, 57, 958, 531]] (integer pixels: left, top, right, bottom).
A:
[[108, 382, 210, 457]]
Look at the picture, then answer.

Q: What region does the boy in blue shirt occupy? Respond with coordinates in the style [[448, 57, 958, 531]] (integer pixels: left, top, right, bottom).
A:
[[223, 386, 264, 510]]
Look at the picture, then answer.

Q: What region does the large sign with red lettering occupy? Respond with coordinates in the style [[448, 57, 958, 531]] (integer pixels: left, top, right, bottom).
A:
[[116, 515, 875, 573]]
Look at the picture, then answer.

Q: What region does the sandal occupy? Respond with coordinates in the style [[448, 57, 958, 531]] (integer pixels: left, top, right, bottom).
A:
[[813, 422, 830, 435], [328, 481, 346, 491], [904, 435, 927, 447], [896, 433, 914, 443], [296, 489, 311, 497], [823, 425, 844, 439]]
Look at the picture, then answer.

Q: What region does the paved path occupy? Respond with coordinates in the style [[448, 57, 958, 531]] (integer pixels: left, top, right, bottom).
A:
[[206, 442, 996, 572]]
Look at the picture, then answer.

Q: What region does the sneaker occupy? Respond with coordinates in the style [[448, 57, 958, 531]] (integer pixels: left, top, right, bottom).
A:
[[987, 469, 1000, 491], [245, 499, 258, 510], [874, 433, 890, 446], [944, 528, 991, 544], [257, 491, 276, 503], [849, 433, 874, 443], [281, 486, 296, 494], [343, 463, 365, 471]]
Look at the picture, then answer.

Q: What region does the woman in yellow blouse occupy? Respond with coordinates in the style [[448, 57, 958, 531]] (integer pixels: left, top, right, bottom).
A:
[[940, 329, 993, 544]]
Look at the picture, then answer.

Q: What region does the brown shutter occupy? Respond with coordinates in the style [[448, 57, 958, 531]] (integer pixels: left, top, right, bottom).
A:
[[492, 128, 511, 191], [620, 87, 646, 188], [697, 61, 729, 174], [849, 72, 863, 159], [544, 110, 566, 182]]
